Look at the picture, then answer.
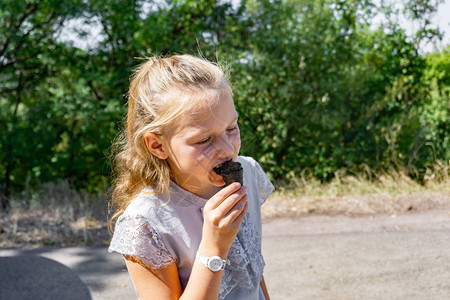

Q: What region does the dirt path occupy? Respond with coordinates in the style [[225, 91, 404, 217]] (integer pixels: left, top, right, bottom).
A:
[[1, 209, 449, 300], [262, 208, 450, 236], [261, 208, 450, 300]]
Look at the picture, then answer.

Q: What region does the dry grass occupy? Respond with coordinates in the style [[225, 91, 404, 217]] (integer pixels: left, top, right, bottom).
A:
[[0, 181, 109, 249], [262, 161, 450, 219], [1, 161, 449, 248]]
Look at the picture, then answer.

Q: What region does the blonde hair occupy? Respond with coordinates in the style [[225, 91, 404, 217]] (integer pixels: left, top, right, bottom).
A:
[[109, 54, 232, 230]]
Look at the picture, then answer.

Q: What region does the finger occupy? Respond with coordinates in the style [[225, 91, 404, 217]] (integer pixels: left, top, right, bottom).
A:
[[207, 182, 242, 209], [206, 191, 247, 227], [221, 194, 248, 226], [229, 198, 248, 228], [214, 186, 247, 215]]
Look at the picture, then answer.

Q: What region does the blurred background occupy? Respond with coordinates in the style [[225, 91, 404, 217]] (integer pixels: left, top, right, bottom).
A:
[[1, 0, 449, 248]]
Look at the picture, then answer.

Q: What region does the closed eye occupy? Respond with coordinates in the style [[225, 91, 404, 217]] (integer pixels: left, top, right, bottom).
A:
[[227, 126, 238, 132], [197, 137, 211, 144]]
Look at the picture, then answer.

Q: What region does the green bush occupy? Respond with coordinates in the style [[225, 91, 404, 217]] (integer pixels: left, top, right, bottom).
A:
[[0, 0, 448, 209]]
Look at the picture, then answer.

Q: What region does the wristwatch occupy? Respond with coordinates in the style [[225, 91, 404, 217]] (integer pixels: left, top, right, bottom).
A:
[[196, 252, 228, 272]]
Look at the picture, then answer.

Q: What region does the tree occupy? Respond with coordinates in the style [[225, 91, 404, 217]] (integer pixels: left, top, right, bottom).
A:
[[0, 0, 84, 210], [0, 0, 447, 211]]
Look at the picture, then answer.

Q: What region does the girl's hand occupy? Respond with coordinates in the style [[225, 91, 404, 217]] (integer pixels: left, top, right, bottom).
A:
[[199, 182, 248, 257]]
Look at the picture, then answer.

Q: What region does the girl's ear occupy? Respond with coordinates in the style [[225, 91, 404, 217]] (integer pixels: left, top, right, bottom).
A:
[[143, 132, 168, 160]]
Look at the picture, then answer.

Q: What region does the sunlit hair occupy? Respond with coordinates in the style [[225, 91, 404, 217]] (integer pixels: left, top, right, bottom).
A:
[[109, 54, 232, 230]]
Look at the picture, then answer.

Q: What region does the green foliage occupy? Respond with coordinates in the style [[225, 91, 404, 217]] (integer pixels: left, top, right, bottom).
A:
[[0, 0, 449, 208], [230, 0, 447, 181], [421, 48, 450, 161]]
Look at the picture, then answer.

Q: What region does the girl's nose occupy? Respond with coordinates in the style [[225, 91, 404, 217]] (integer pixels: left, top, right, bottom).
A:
[[216, 134, 235, 158]]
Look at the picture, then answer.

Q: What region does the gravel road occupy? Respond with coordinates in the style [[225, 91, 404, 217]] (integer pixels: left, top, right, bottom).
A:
[[1, 209, 449, 300]]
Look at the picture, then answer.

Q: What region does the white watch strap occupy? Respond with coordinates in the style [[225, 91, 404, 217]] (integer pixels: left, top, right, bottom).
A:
[[196, 252, 209, 265], [196, 252, 228, 271]]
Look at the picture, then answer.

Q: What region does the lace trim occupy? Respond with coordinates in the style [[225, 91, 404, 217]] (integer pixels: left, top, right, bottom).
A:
[[219, 213, 265, 299], [109, 215, 175, 269]]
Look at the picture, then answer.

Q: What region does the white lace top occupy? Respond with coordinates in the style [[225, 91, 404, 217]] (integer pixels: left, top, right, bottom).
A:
[[109, 156, 274, 300]]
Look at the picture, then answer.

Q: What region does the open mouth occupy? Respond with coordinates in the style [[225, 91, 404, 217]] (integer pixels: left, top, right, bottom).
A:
[[213, 160, 244, 186], [213, 159, 233, 175]]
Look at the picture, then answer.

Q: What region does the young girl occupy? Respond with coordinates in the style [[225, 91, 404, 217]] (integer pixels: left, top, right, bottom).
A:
[[108, 54, 274, 300]]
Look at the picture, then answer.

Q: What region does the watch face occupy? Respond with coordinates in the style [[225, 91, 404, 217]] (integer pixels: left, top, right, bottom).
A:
[[208, 257, 223, 271]]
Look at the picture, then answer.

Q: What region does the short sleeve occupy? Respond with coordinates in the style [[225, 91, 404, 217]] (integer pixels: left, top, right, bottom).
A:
[[108, 214, 175, 270], [254, 160, 275, 205]]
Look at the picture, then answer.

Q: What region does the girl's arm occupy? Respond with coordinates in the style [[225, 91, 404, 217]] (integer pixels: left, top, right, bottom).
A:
[[125, 259, 182, 300], [260, 275, 271, 300], [126, 182, 248, 300], [125, 256, 229, 300]]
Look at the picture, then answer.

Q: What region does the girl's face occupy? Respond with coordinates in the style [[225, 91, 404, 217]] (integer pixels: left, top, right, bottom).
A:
[[163, 93, 241, 198]]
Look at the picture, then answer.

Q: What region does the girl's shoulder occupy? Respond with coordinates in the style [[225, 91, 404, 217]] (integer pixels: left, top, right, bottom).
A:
[[121, 185, 200, 226], [109, 189, 177, 269], [123, 188, 174, 219], [116, 188, 187, 240]]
